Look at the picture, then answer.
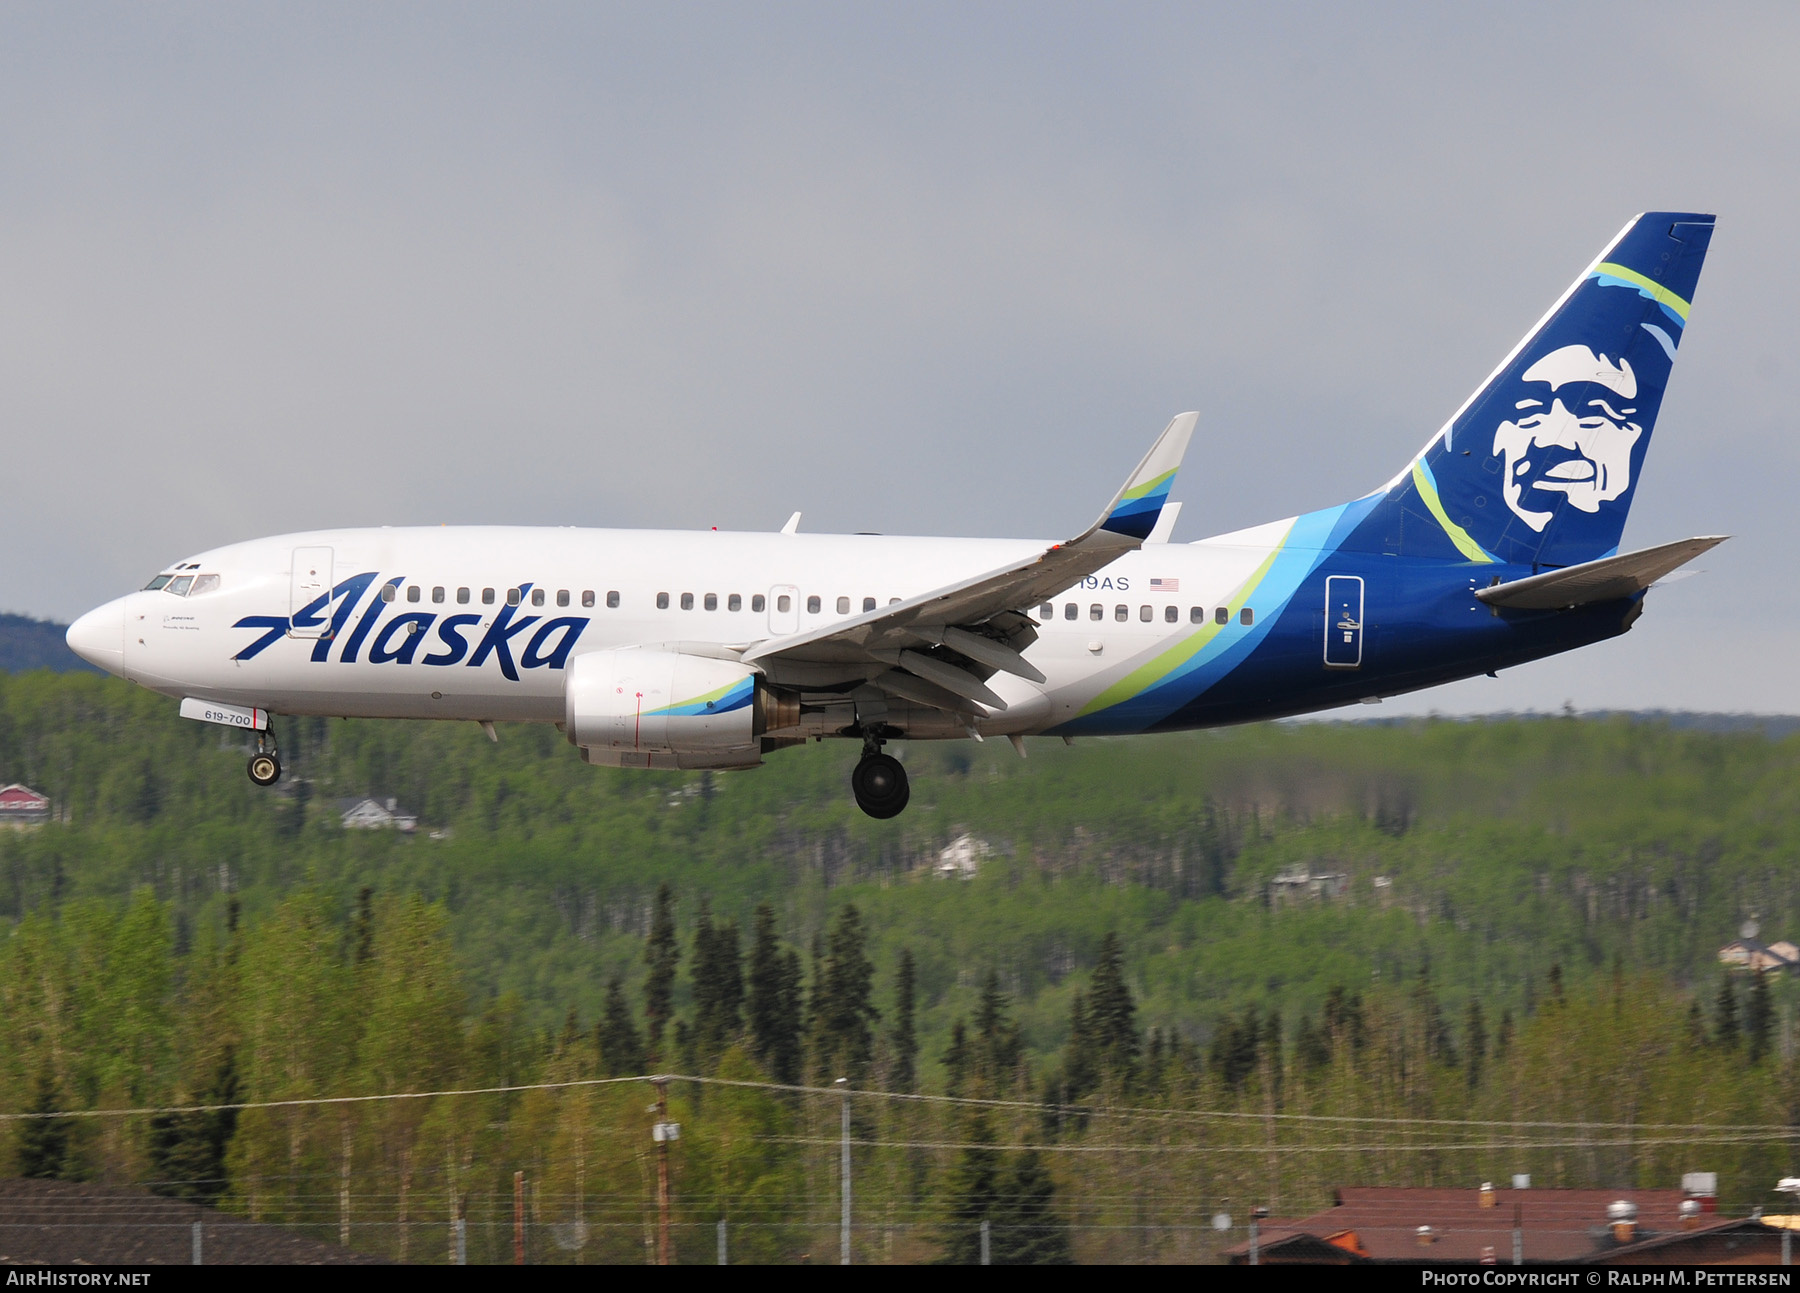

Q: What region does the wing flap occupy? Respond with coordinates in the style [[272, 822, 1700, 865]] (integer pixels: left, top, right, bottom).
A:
[[1475, 535, 1727, 610]]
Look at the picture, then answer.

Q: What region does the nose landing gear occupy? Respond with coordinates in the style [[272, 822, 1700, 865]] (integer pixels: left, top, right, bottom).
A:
[[247, 728, 282, 787], [850, 734, 909, 819]]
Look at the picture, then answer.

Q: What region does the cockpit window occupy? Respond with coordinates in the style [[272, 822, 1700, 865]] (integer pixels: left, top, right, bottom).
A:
[[188, 574, 221, 596], [166, 575, 194, 596], [144, 574, 173, 591]]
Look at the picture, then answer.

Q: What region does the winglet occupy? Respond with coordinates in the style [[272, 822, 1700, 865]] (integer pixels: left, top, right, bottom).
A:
[[1084, 412, 1198, 543], [781, 512, 802, 535]]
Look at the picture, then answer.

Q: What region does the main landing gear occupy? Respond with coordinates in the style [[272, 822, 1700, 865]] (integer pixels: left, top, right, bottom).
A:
[[247, 727, 282, 787], [851, 734, 909, 819]]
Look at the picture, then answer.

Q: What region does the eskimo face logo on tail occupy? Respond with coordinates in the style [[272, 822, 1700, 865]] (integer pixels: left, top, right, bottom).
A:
[[1493, 345, 1643, 532]]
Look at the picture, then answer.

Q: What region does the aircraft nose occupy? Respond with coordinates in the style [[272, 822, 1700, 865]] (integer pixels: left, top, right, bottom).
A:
[[66, 598, 126, 676]]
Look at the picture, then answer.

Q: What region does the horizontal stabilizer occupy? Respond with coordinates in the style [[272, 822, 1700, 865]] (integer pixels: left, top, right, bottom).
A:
[[1475, 536, 1727, 610]]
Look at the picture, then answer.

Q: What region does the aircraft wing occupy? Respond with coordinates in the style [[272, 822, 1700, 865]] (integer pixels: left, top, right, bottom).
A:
[[1475, 535, 1728, 610], [741, 413, 1197, 714]]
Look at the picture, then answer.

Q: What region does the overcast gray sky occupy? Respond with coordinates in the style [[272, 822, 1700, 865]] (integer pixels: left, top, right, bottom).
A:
[[4, 3, 1797, 713]]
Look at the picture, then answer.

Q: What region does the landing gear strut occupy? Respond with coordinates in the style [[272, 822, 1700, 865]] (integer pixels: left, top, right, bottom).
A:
[[851, 734, 909, 819], [247, 727, 282, 787]]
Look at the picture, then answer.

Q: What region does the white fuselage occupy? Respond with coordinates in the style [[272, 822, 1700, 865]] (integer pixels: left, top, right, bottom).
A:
[[83, 523, 1294, 739]]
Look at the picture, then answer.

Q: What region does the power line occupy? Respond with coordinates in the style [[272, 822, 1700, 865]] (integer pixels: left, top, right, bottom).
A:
[[8, 1070, 1800, 1141]]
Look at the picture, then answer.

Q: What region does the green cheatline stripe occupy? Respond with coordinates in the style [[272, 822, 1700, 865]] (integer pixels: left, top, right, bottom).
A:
[[1411, 460, 1497, 564], [1118, 468, 1177, 503], [1075, 528, 1289, 719], [1592, 262, 1690, 321]]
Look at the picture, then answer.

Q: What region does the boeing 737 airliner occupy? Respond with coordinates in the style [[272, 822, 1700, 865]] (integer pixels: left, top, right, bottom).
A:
[[67, 212, 1722, 818]]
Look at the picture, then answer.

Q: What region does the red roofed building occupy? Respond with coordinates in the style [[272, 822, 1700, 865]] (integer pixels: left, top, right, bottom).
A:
[[1222, 1184, 1757, 1265], [0, 783, 51, 827]]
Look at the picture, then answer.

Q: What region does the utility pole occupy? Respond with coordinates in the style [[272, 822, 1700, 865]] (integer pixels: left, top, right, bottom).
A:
[[1249, 1205, 1268, 1266], [653, 1076, 675, 1266], [835, 1077, 851, 1265], [513, 1170, 525, 1265]]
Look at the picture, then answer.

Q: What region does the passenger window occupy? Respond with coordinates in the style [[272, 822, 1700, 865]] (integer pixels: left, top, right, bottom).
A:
[[805, 595, 820, 614], [532, 588, 546, 607], [657, 592, 670, 610], [836, 596, 850, 614], [1139, 605, 1152, 622], [1065, 603, 1078, 621], [167, 576, 193, 596], [1039, 602, 1054, 619], [728, 594, 742, 611], [408, 585, 421, 603], [506, 588, 520, 607], [1164, 606, 1178, 623], [144, 574, 173, 591], [680, 593, 694, 610], [189, 574, 221, 596], [483, 588, 496, 605], [457, 588, 470, 604], [581, 591, 596, 608], [556, 590, 569, 608], [1241, 607, 1254, 625], [1190, 606, 1203, 623], [890, 598, 900, 605], [1115, 605, 1128, 622], [863, 597, 876, 613], [704, 593, 718, 611], [381, 584, 397, 603], [1215, 607, 1228, 625], [752, 594, 766, 612], [603, 591, 617, 608], [776, 595, 790, 612], [1090, 604, 1103, 621]]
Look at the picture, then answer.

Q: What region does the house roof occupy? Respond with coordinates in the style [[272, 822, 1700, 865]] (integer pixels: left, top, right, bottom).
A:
[[1721, 938, 1796, 966], [0, 1177, 384, 1264], [0, 783, 49, 810], [338, 797, 416, 817], [1223, 1187, 1698, 1264], [1579, 1216, 1782, 1265]]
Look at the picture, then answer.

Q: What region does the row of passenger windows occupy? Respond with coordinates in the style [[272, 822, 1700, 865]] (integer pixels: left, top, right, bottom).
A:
[[1038, 601, 1254, 626], [379, 588, 909, 616], [144, 573, 1249, 628], [383, 585, 619, 608]]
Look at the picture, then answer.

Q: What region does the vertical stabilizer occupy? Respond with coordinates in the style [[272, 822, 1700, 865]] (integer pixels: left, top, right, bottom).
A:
[[1349, 213, 1714, 568]]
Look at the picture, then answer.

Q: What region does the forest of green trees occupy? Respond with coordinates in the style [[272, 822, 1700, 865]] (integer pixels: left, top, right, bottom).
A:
[[5, 670, 1800, 1262]]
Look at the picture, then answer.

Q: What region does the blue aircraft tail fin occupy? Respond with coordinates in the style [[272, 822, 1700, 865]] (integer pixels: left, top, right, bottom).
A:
[[1348, 212, 1714, 568]]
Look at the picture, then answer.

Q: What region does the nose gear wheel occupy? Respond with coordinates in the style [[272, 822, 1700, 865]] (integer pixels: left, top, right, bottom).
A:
[[246, 726, 282, 786]]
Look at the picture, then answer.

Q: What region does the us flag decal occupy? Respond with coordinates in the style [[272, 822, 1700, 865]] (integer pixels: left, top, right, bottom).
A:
[[1150, 577, 1180, 592]]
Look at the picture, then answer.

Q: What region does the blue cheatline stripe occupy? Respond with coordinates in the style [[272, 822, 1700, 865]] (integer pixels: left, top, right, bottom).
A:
[[1055, 495, 1382, 735], [1101, 483, 1173, 540]]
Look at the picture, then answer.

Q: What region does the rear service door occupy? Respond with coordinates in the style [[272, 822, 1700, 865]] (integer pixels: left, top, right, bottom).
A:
[[1323, 575, 1364, 669], [290, 546, 334, 639]]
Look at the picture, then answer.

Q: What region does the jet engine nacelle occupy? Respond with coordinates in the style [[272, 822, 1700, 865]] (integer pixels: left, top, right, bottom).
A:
[[564, 648, 798, 770]]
